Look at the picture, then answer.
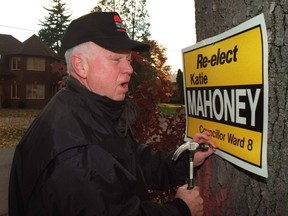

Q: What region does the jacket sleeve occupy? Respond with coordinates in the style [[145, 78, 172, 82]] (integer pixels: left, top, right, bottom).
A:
[[29, 145, 190, 216], [135, 141, 189, 191]]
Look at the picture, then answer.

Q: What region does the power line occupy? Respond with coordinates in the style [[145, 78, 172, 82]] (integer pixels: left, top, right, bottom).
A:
[[0, 24, 37, 32]]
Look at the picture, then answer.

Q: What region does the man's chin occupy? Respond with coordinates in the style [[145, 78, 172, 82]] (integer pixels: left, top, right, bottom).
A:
[[113, 93, 126, 101]]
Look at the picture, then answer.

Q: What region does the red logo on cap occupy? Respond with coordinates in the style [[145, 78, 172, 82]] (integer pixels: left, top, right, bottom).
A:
[[114, 15, 127, 32]]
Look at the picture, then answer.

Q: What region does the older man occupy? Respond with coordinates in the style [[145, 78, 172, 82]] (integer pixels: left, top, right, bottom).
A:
[[9, 12, 215, 216]]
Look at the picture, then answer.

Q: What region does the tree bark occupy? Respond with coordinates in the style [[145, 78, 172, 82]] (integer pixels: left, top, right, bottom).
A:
[[194, 0, 288, 215]]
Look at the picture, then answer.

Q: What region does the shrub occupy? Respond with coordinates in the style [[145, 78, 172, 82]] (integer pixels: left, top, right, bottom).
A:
[[132, 79, 186, 203], [18, 101, 26, 109], [2, 99, 11, 108]]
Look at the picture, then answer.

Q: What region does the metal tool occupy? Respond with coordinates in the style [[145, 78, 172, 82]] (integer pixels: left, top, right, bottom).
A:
[[172, 141, 209, 189]]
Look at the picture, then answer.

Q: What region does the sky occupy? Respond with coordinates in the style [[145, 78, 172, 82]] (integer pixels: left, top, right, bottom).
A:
[[0, 0, 196, 72]]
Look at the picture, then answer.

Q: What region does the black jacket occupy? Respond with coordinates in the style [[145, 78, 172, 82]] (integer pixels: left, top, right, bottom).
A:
[[9, 77, 190, 216]]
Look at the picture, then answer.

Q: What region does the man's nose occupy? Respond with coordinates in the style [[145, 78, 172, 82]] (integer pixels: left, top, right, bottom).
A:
[[124, 60, 134, 75]]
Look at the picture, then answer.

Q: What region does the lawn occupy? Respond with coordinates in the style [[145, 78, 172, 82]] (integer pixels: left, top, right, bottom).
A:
[[0, 109, 41, 148], [159, 103, 185, 116]]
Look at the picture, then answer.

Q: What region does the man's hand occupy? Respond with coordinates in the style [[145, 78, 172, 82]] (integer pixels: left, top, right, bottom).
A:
[[193, 131, 216, 167], [175, 185, 203, 216]]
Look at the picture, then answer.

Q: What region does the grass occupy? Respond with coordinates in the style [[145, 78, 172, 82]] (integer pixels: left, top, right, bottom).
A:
[[159, 103, 185, 116]]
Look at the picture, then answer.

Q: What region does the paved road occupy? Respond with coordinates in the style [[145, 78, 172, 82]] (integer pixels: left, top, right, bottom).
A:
[[0, 147, 15, 216]]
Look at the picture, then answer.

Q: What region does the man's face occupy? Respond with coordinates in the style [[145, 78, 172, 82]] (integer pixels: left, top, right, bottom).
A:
[[84, 45, 133, 101]]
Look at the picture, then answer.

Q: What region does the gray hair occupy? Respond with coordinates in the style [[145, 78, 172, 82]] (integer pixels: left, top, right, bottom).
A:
[[64, 41, 97, 75], [64, 47, 74, 75]]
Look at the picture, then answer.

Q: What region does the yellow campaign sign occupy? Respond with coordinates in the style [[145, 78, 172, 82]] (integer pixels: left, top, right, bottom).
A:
[[184, 27, 262, 87], [182, 14, 268, 177], [187, 118, 262, 166]]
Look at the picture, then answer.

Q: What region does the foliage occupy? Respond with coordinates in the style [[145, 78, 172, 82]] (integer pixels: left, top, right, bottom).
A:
[[0, 109, 40, 118], [148, 188, 176, 204], [0, 109, 40, 148], [132, 69, 186, 203], [2, 99, 11, 108], [38, 0, 71, 56], [133, 83, 186, 151], [131, 40, 180, 151], [50, 60, 68, 88], [0, 125, 26, 148], [130, 40, 172, 95], [128, 38, 186, 204]]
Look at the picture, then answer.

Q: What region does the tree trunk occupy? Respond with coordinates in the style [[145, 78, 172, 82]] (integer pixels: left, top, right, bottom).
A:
[[194, 0, 288, 215]]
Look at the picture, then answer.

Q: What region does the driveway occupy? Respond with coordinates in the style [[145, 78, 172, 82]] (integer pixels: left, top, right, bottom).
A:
[[0, 147, 15, 216]]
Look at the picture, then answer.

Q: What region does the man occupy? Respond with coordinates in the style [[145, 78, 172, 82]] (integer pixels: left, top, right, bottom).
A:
[[9, 12, 216, 216]]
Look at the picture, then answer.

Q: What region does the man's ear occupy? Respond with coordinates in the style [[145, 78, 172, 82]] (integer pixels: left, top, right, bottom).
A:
[[70, 55, 88, 78]]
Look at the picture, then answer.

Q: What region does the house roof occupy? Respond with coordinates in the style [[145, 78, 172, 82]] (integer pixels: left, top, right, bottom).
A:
[[18, 34, 58, 58], [0, 34, 58, 58], [0, 34, 22, 55]]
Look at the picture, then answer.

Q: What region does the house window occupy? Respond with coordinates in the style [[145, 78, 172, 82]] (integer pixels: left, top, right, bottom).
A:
[[27, 57, 45, 71], [11, 82, 20, 99], [11, 57, 21, 70], [26, 83, 45, 99]]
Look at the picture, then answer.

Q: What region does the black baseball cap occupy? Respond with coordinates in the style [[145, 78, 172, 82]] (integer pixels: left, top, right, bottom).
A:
[[62, 12, 150, 52]]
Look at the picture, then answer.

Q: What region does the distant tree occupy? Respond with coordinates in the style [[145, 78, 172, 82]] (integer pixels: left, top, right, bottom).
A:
[[38, 0, 72, 56], [176, 69, 184, 104], [130, 40, 172, 96], [50, 60, 68, 89], [92, 0, 151, 41], [132, 42, 184, 152]]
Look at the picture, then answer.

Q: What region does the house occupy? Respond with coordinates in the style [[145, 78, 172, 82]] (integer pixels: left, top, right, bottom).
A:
[[0, 34, 62, 109]]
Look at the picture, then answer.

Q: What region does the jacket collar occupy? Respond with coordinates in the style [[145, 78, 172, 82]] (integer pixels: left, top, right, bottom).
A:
[[66, 76, 139, 134]]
